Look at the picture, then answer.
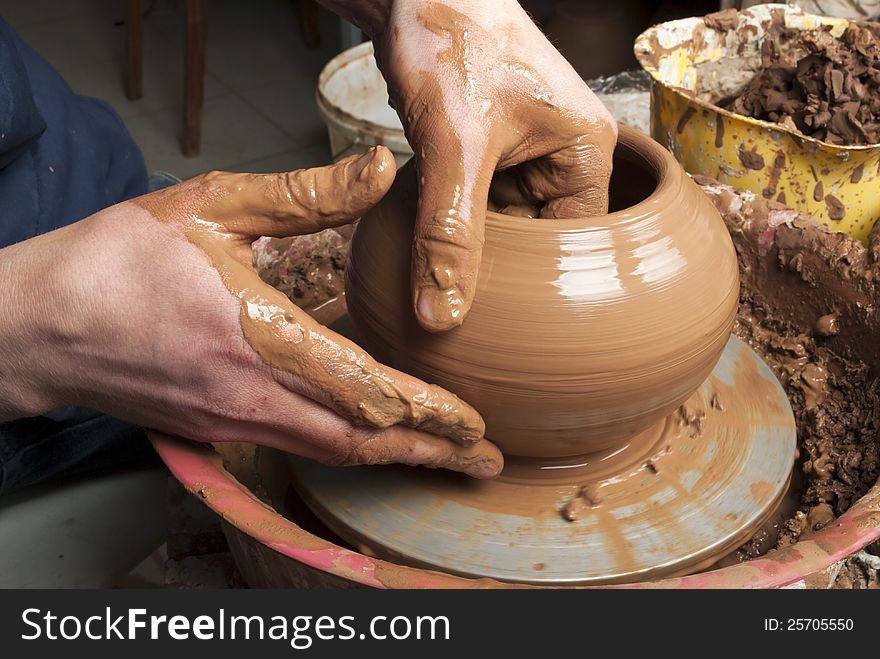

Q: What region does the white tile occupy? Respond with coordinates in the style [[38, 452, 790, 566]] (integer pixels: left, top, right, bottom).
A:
[[17, 12, 167, 76], [239, 77, 327, 147], [0, 0, 118, 29], [63, 49, 230, 120], [228, 143, 333, 174], [125, 93, 297, 179]]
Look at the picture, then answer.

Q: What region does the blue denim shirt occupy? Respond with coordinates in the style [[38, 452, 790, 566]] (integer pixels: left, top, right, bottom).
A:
[[0, 18, 153, 494], [0, 17, 147, 248]]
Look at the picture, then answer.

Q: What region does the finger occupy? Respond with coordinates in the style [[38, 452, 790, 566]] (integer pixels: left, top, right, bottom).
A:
[[411, 127, 496, 332], [201, 145, 397, 238], [331, 425, 503, 479], [541, 125, 616, 219], [271, 304, 487, 444], [489, 168, 536, 209], [215, 385, 502, 479], [490, 112, 617, 219], [243, 278, 487, 445]]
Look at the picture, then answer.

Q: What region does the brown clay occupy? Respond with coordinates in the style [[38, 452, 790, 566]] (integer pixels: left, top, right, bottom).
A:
[[697, 176, 880, 537], [252, 229, 350, 326], [722, 19, 880, 146], [346, 126, 740, 460]]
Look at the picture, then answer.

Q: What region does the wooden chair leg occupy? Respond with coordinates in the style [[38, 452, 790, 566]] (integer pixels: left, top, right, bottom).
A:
[[183, 0, 207, 158], [295, 0, 321, 49], [125, 0, 143, 100]]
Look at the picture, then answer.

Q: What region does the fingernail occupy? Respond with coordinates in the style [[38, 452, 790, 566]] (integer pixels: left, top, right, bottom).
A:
[[416, 285, 464, 332], [431, 266, 454, 289], [466, 455, 504, 479], [353, 147, 379, 181]]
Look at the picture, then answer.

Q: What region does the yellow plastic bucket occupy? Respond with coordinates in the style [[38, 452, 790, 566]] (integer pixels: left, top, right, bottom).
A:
[[635, 3, 879, 244]]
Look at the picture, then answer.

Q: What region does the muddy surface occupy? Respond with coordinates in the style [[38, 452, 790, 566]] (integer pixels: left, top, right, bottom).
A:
[[732, 298, 879, 553], [720, 18, 880, 146], [347, 128, 739, 460], [252, 227, 351, 314], [830, 551, 880, 588], [696, 176, 880, 578]]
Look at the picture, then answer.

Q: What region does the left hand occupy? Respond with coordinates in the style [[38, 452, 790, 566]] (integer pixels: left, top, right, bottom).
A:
[[372, 0, 618, 331], [3, 147, 502, 477]]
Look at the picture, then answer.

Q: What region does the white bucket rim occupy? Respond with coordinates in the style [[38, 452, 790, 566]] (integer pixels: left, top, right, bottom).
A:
[[316, 41, 408, 148]]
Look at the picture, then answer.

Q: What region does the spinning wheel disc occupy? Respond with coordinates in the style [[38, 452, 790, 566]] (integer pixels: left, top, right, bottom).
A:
[[290, 337, 796, 585]]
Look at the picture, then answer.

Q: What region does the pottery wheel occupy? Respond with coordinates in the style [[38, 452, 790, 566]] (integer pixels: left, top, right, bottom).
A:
[[289, 336, 796, 585]]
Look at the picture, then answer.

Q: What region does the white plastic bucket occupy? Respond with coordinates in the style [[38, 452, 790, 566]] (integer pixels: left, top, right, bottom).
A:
[[316, 41, 412, 166]]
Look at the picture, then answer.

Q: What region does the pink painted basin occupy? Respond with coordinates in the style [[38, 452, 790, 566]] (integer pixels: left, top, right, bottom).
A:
[[151, 432, 880, 589]]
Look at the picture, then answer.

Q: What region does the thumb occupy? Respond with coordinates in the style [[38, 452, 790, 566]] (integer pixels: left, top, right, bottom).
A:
[[411, 131, 495, 332], [201, 146, 397, 238]]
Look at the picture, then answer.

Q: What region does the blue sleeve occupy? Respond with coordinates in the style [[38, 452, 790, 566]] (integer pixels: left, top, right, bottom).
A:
[[0, 17, 148, 248]]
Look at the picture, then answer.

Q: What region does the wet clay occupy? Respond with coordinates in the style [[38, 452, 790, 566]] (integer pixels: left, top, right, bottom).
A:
[[132, 148, 497, 469], [721, 17, 880, 146], [252, 229, 349, 326], [346, 125, 739, 459], [704, 8, 739, 34], [696, 176, 880, 556], [738, 145, 765, 170], [235, 171, 876, 586]]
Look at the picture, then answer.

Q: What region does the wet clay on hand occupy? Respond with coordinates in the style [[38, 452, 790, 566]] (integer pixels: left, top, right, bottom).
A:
[[346, 127, 740, 460], [373, 0, 617, 331], [133, 147, 501, 477]]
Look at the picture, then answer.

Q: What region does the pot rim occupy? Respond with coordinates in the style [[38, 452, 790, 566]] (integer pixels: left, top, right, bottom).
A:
[[484, 124, 676, 232]]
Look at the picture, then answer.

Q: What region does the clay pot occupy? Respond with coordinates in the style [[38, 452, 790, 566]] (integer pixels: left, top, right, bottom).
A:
[[345, 125, 739, 460]]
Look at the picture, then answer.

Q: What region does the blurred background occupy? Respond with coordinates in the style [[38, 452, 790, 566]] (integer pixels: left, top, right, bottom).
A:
[[0, 0, 729, 179]]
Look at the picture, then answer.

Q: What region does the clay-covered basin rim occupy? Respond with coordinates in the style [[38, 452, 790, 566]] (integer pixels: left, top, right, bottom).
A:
[[151, 433, 880, 589]]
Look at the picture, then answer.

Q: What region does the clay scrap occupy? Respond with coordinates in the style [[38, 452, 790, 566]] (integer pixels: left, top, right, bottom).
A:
[[721, 19, 880, 145], [695, 175, 880, 553], [252, 227, 350, 325]]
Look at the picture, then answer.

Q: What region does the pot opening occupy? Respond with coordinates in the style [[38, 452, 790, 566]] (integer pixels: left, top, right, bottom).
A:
[[487, 127, 664, 222], [607, 136, 663, 213]]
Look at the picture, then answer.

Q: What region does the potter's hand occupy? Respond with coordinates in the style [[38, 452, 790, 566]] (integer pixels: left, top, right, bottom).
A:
[[321, 0, 617, 330], [0, 147, 502, 478]]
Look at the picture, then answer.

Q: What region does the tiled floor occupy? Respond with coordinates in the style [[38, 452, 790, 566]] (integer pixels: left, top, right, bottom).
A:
[[1, 0, 347, 179], [0, 466, 167, 587]]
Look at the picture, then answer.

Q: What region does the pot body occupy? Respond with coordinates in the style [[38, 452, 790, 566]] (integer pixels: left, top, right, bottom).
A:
[[346, 126, 739, 459]]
